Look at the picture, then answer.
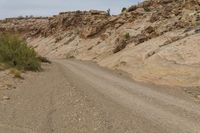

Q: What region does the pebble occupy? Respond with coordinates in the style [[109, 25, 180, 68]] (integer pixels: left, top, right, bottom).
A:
[[2, 96, 10, 100]]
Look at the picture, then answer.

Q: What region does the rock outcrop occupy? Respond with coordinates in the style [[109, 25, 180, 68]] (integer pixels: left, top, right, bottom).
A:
[[1, 0, 200, 87]]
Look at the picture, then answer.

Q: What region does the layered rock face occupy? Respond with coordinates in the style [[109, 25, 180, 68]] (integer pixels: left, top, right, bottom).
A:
[[1, 0, 200, 87]]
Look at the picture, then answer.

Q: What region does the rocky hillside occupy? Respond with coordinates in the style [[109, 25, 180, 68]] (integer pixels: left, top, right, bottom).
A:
[[1, 0, 200, 87]]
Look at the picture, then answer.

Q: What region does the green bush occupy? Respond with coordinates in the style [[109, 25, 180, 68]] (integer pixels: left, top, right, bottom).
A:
[[0, 33, 41, 71], [144, 7, 151, 12], [124, 33, 130, 40], [121, 7, 127, 13]]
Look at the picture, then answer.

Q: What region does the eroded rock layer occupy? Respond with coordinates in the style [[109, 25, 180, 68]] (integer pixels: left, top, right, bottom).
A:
[[1, 0, 200, 87]]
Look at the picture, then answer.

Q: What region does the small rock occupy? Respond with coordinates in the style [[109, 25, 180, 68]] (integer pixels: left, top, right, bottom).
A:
[[127, 5, 137, 12], [143, 26, 155, 34], [2, 96, 10, 100], [114, 23, 122, 29], [150, 13, 160, 23]]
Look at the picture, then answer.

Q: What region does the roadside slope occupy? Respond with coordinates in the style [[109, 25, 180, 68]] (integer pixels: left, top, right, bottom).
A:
[[1, 0, 200, 87]]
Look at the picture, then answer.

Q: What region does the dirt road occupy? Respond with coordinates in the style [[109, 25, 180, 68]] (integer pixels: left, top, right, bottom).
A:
[[0, 60, 200, 133]]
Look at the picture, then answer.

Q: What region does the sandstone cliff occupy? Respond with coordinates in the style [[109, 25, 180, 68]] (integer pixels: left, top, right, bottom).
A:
[[1, 0, 200, 87]]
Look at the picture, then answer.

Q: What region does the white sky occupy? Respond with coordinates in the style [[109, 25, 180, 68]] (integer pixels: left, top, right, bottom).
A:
[[0, 0, 141, 19]]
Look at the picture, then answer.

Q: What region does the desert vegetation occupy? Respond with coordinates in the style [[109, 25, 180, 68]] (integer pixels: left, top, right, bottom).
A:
[[9, 68, 23, 79], [0, 33, 41, 71], [113, 33, 130, 53]]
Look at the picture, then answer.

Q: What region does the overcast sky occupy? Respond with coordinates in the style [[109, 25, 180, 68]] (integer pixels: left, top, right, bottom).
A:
[[0, 0, 141, 19]]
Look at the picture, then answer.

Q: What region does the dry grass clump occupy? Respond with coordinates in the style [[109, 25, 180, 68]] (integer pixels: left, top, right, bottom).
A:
[[9, 68, 23, 79], [0, 63, 7, 71]]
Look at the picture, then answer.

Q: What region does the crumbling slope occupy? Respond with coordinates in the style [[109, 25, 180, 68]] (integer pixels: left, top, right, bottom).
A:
[[1, 0, 200, 87]]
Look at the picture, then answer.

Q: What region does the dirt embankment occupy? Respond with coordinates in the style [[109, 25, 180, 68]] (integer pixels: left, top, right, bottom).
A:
[[1, 0, 200, 87]]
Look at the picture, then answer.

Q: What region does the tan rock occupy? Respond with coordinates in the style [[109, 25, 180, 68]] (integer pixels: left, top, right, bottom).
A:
[[2, 96, 10, 101]]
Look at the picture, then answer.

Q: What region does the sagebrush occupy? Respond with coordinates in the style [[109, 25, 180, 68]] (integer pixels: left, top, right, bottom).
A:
[[0, 33, 41, 71]]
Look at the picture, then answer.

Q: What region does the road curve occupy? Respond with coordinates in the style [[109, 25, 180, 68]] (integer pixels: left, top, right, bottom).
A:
[[0, 60, 200, 133]]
